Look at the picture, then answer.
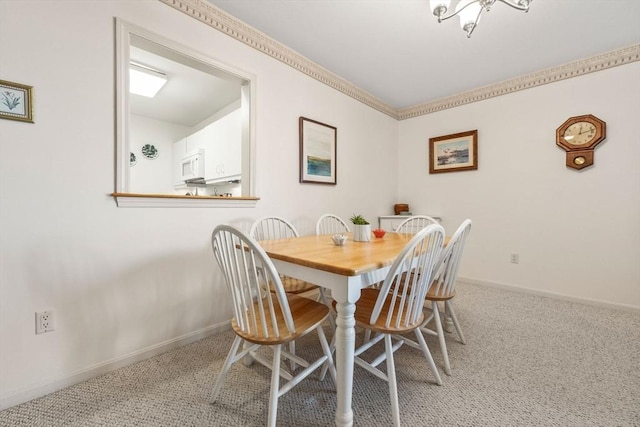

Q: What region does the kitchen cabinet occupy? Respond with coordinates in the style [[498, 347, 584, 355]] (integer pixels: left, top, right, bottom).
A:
[[205, 109, 241, 182], [172, 137, 187, 186], [173, 109, 242, 187]]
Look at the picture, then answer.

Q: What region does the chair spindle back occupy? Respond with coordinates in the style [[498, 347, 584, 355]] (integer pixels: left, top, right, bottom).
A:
[[430, 219, 472, 297], [395, 215, 440, 234], [372, 224, 445, 329], [250, 216, 299, 241], [316, 214, 350, 235], [212, 224, 294, 340]]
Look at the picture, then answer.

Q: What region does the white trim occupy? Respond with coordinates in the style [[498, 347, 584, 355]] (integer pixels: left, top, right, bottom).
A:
[[399, 45, 640, 119], [159, 0, 640, 120], [0, 322, 231, 411], [458, 276, 640, 313], [112, 195, 259, 208]]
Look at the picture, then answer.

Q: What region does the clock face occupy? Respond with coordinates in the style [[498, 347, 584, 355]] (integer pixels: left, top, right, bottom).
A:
[[563, 121, 597, 146]]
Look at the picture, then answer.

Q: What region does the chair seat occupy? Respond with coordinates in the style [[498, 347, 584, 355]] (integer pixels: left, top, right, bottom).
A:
[[392, 271, 456, 302], [351, 288, 425, 334], [425, 286, 456, 302], [232, 294, 330, 345], [271, 276, 320, 294]]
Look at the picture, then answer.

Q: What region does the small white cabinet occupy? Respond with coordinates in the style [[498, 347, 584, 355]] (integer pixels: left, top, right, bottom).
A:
[[378, 215, 442, 231]]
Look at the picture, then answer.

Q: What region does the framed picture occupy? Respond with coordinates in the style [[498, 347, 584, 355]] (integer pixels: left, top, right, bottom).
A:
[[0, 79, 33, 123], [299, 117, 337, 184], [429, 130, 478, 174]]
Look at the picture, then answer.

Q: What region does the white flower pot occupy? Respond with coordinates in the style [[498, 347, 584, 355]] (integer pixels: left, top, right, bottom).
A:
[[353, 224, 371, 242]]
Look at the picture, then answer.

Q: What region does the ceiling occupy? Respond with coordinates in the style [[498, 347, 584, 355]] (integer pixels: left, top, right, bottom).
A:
[[205, 0, 640, 110], [130, 38, 243, 128]]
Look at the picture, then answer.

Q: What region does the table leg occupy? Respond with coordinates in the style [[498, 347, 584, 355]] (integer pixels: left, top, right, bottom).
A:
[[333, 299, 355, 427]]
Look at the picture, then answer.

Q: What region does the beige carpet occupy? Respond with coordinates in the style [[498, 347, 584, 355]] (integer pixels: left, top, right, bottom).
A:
[[1, 282, 639, 426]]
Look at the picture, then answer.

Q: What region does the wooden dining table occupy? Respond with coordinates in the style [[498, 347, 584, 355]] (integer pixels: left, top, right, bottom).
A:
[[258, 231, 447, 427]]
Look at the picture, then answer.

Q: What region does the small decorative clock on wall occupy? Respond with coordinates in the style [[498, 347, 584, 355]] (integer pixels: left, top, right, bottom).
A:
[[556, 114, 606, 170]]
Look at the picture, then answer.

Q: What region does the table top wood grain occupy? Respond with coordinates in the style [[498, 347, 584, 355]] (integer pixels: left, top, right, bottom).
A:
[[259, 232, 448, 277]]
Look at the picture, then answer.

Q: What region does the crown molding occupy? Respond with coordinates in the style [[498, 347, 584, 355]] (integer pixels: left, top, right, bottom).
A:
[[159, 0, 398, 119], [159, 0, 639, 121], [398, 44, 640, 120]]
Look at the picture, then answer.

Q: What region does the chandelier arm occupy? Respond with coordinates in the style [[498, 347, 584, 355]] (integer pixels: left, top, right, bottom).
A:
[[435, 0, 482, 22], [495, 0, 531, 12], [465, 9, 483, 38]]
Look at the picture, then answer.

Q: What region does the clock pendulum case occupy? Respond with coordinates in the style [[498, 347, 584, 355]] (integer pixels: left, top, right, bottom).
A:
[[556, 114, 606, 170]]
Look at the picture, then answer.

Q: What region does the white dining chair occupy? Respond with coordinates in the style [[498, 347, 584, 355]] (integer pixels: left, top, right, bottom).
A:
[[394, 215, 440, 234], [250, 216, 327, 300], [349, 224, 445, 426], [364, 214, 440, 336], [250, 216, 332, 366], [315, 213, 350, 235], [420, 219, 472, 375], [210, 224, 336, 427]]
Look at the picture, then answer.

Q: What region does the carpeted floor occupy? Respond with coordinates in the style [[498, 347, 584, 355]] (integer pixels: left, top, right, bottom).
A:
[[1, 282, 639, 426]]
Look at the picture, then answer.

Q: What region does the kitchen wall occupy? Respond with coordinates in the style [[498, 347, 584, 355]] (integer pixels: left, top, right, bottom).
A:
[[398, 62, 640, 308], [130, 114, 188, 193], [0, 0, 398, 408]]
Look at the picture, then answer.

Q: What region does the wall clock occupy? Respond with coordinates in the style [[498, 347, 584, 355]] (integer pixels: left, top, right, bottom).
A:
[[556, 114, 606, 170]]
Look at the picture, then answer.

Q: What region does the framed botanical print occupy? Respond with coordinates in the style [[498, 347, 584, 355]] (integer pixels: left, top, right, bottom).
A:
[[0, 79, 33, 123]]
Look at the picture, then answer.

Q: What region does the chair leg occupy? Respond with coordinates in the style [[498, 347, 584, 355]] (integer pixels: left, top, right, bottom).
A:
[[363, 329, 372, 343], [267, 344, 282, 427], [210, 335, 243, 403], [431, 301, 451, 376], [242, 340, 255, 366], [414, 328, 442, 385], [318, 289, 335, 329], [289, 341, 296, 371], [384, 334, 401, 427], [319, 329, 336, 381], [317, 325, 337, 384], [445, 300, 466, 344]]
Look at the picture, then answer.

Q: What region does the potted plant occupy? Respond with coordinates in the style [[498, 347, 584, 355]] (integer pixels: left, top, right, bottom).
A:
[[350, 214, 372, 242]]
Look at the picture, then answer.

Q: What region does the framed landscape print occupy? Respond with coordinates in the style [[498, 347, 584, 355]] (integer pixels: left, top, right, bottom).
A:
[[299, 116, 337, 184], [429, 130, 478, 173], [0, 79, 33, 123]]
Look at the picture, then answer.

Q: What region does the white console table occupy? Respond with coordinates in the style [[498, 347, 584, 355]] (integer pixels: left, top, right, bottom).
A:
[[378, 215, 442, 231]]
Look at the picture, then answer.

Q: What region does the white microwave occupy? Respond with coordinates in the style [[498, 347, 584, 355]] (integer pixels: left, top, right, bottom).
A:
[[180, 149, 205, 182]]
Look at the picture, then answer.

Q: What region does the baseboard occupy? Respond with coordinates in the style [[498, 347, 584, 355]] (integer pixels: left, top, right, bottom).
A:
[[458, 276, 640, 313], [0, 321, 231, 411]]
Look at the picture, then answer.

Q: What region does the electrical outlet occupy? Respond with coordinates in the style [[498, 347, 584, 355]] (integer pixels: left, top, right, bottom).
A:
[[510, 253, 519, 264], [35, 311, 54, 334]]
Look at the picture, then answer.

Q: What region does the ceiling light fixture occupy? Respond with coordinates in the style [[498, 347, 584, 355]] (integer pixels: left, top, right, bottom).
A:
[[429, 0, 532, 38], [129, 62, 167, 98]]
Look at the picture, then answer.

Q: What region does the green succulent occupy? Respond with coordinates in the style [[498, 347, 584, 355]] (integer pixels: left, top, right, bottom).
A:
[[350, 214, 370, 225]]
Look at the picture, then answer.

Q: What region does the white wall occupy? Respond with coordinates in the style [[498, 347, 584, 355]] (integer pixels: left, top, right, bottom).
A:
[[398, 63, 640, 308], [130, 114, 188, 193], [0, 0, 398, 408], [2, 0, 636, 411]]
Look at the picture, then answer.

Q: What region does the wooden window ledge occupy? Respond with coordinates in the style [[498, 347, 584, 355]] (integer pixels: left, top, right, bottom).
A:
[[111, 193, 259, 208]]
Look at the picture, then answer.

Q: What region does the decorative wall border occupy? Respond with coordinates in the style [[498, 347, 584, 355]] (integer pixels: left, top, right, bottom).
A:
[[159, 0, 397, 118], [160, 0, 639, 121], [399, 44, 640, 120]]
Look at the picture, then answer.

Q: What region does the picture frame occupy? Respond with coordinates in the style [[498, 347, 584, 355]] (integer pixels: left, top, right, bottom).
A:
[[0, 79, 33, 123], [299, 116, 337, 184], [429, 130, 478, 174]]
